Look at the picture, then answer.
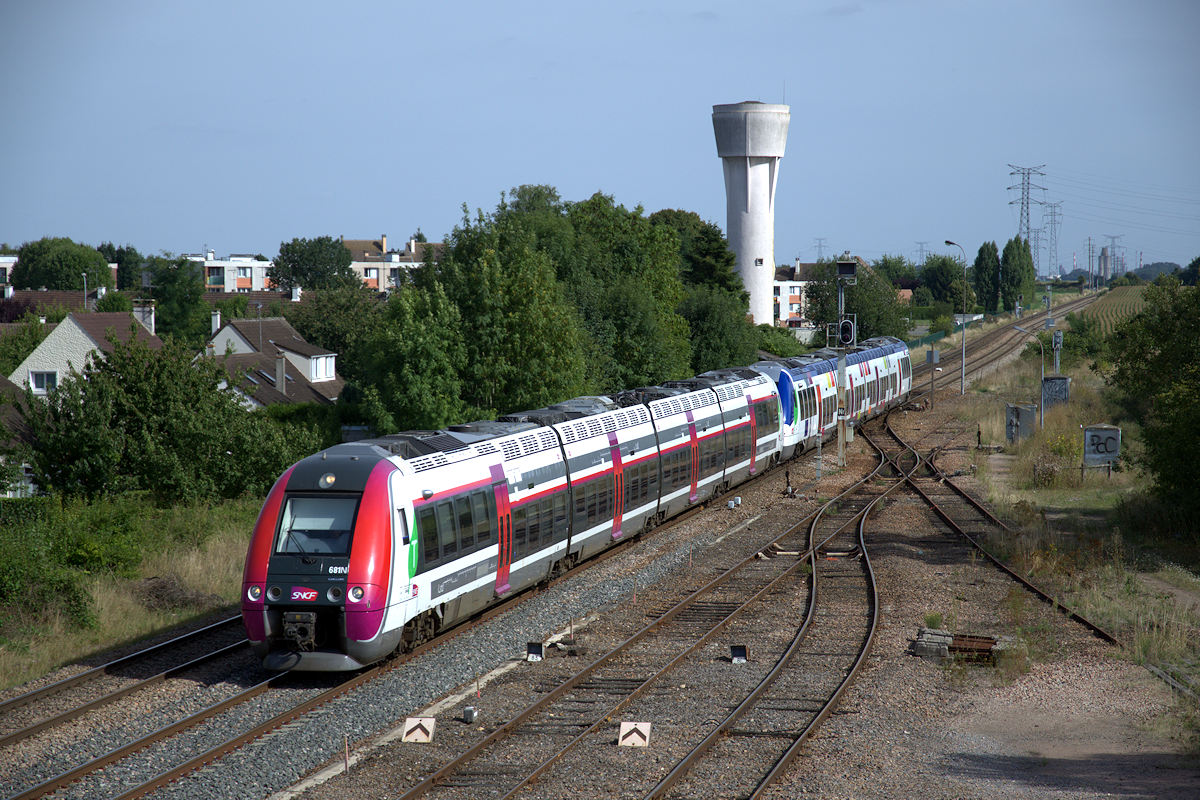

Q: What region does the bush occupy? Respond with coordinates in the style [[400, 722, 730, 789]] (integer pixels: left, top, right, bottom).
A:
[[755, 324, 807, 358], [930, 315, 955, 337]]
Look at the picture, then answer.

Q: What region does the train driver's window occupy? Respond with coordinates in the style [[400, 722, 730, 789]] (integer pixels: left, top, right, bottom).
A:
[[277, 496, 358, 555]]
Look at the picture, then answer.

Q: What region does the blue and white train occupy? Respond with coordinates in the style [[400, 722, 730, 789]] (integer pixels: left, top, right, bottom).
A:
[[241, 337, 912, 670]]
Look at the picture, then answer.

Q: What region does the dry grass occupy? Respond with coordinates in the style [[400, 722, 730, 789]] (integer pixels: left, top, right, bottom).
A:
[[0, 501, 255, 692], [960, 354, 1200, 697]]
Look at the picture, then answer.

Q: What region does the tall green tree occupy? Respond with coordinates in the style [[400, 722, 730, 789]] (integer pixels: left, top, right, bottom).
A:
[[427, 201, 589, 415], [679, 285, 756, 374], [97, 242, 144, 291], [355, 279, 468, 430], [1000, 236, 1034, 312], [649, 209, 743, 293], [1105, 276, 1200, 519], [562, 193, 692, 389], [919, 255, 961, 304], [973, 241, 1001, 314], [145, 256, 208, 345], [270, 236, 357, 291], [11, 237, 113, 291]]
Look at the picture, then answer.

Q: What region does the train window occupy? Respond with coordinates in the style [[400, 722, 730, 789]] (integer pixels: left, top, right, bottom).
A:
[[553, 493, 568, 537], [436, 502, 457, 559], [526, 501, 541, 549], [417, 505, 439, 565], [512, 505, 528, 558], [455, 495, 474, 550], [276, 496, 358, 555], [472, 492, 492, 545]]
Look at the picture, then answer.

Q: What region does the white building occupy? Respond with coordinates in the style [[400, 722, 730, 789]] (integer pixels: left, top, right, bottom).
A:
[[186, 251, 272, 293]]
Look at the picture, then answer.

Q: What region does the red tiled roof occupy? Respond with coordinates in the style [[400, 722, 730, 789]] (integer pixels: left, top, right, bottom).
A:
[[71, 312, 162, 352]]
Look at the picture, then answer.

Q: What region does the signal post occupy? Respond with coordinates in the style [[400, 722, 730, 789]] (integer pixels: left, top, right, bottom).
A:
[[834, 256, 857, 468]]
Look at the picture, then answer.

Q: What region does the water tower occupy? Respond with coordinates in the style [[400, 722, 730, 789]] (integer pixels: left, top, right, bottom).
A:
[[712, 101, 790, 325]]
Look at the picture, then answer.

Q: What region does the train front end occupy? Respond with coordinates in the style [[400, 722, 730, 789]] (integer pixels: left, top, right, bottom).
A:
[[241, 445, 403, 671]]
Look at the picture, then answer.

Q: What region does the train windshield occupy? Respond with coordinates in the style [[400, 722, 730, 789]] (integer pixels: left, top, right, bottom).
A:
[[276, 495, 359, 555]]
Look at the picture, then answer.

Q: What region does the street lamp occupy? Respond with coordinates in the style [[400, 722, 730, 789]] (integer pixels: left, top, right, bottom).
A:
[[945, 240, 967, 395], [82, 272, 87, 310], [1013, 325, 1044, 430]]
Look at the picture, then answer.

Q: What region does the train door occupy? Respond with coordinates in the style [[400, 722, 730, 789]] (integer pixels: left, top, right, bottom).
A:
[[607, 431, 625, 540], [685, 409, 699, 503], [746, 393, 758, 476], [489, 464, 513, 595]]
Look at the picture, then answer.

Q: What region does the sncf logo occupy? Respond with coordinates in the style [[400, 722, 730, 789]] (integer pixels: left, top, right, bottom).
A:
[[291, 587, 319, 601]]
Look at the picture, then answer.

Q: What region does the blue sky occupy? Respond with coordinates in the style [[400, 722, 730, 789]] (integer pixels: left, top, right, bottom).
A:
[[3, 0, 1198, 273]]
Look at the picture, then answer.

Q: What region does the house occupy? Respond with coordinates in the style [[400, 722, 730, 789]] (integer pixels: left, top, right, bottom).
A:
[[206, 313, 343, 407], [773, 261, 822, 326], [185, 250, 273, 294], [9, 312, 162, 396], [342, 235, 442, 290]]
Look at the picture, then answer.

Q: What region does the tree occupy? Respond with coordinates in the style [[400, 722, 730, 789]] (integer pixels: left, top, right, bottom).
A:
[[283, 284, 384, 384], [919, 255, 961, 304], [11, 237, 112, 291], [355, 279, 468, 430], [1181, 255, 1199, 286], [95, 291, 134, 312], [269, 236, 357, 291], [21, 332, 319, 504], [145, 256, 208, 345], [562, 193, 692, 389], [872, 254, 918, 288], [972, 241, 1001, 314], [429, 209, 590, 414], [0, 313, 50, 375], [96, 242, 144, 291], [801, 260, 908, 340], [1000, 236, 1034, 313], [679, 285, 756, 374], [1105, 277, 1200, 518], [649, 209, 743, 293]]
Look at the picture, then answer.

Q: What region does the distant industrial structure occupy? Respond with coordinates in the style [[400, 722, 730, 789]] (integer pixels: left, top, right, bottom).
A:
[[712, 101, 790, 325]]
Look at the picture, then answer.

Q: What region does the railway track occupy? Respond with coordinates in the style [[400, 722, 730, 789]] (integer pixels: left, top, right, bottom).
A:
[[354, 423, 913, 800], [0, 616, 247, 750], [910, 293, 1096, 397]]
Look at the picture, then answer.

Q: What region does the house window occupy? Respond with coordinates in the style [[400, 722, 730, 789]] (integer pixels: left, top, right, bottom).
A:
[[237, 267, 252, 278], [324, 356, 335, 379], [0, 267, 7, 283], [364, 268, 377, 279], [31, 371, 57, 394]]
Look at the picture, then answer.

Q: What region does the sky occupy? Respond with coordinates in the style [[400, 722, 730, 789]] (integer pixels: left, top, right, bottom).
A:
[[3, 0, 1198, 275]]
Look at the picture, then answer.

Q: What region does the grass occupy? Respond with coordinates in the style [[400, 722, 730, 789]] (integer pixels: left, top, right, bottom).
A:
[[960, 351, 1200, 700], [0, 497, 258, 691]]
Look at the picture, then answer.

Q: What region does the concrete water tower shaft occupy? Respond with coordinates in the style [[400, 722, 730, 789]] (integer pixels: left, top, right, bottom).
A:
[[712, 101, 790, 325]]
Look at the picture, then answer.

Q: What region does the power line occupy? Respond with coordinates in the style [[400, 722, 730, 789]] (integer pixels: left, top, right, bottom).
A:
[[914, 241, 928, 265], [813, 237, 827, 261]]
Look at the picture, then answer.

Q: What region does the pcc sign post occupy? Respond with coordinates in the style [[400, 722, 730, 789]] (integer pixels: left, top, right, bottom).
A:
[[1082, 423, 1121, 478]]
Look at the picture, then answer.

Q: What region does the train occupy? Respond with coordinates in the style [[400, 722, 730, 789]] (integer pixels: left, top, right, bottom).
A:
[[241, 337, 913, 670]]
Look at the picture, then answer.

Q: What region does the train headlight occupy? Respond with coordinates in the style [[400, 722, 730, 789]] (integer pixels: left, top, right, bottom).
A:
[[267, 586, 282, 601], [348, 585, 365, 602], [247, 585, 262, 602], [327, 586, 344, 603], [318, 472, 337, 489]]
